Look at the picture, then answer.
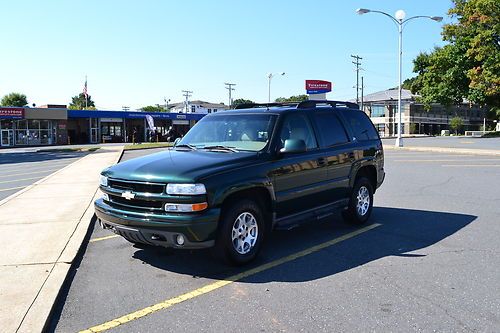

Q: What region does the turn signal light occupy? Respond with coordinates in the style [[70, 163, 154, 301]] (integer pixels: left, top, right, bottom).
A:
[[165, 202, 208, 212]]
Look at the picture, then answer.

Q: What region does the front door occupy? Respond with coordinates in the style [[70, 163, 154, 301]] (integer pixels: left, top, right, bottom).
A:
[[270, 112, 327, 218], [1, 129, 13, 147]]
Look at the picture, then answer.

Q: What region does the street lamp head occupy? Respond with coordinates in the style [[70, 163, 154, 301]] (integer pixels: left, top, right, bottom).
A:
[[280, 72, 286, 76], [395, 9, 406, 21], [431, 16, 443, 22], [356, 8, 370, 15]]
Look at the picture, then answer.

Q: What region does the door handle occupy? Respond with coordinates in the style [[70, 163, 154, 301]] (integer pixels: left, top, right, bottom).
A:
[[317, 157, 327, 166]]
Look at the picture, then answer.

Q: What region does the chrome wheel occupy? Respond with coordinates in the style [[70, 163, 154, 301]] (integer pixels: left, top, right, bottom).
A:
[[356, 186, 370, 216], [231, 212, 259, 255]]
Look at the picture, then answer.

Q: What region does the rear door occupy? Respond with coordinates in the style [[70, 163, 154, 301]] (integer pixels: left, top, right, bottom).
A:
[[311, 111, 353, 201], [270, 112, 327, 218]]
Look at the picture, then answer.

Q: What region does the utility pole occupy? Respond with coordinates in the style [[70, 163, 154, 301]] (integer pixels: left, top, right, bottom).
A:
[[351, 55, 362, 105], [224, 83, 236, 108], [361, 76, 364, 112], [182, 90, 193, 113]]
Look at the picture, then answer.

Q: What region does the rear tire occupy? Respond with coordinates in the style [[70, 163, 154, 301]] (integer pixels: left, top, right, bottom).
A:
[[212, 199, 265, 265], [343, 177, 373, 225]]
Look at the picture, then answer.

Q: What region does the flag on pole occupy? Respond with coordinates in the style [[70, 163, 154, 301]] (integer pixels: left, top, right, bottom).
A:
[[83, 76, 88, 98]]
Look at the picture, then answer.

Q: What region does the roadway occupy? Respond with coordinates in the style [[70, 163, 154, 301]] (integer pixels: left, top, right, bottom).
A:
[[51, 148, 500, 332], [0, 151, 89, 201]]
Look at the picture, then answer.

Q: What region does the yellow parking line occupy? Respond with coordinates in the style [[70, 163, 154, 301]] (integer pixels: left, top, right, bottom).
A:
[[0, 186, 25, 192], [0, 176, 44, 184], [89, 235, 120, 243], [79, 223, 381, 333], [0, 168, 60, 178], [441, 164, 500, 167], [394, 159, 500, 162]]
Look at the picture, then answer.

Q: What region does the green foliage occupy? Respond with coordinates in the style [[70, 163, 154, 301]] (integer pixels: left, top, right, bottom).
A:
[[232, 99, 254, 108], [69, 93, 95, 110], [1, 92, 28, 107], [402, 78, 416, 91], [410, 0, 500, 108], [449, 116, 464, 134], [275, 94, 309, 103], [141, 105, 166, 112]]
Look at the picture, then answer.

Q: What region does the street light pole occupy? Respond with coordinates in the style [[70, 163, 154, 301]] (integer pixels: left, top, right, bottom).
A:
[[356, 8, 442, 147], [268, 72, 285, 103]]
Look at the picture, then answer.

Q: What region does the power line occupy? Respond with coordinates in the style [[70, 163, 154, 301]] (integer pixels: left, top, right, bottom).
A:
[[351, 55, 362, 104], [224, 83, 236, 108]]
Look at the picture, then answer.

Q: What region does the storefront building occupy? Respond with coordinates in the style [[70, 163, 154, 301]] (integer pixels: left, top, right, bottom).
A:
[[0, 107, 67, 147], [0, 106, 204, 147]]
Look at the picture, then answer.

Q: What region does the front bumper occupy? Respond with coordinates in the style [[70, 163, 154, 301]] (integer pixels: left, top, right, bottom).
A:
[[94, 198, 220, 249]]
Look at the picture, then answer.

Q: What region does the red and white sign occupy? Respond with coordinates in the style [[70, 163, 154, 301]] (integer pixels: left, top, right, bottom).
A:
[[305, 80, 332, 94], [0, 107, 24, 118]]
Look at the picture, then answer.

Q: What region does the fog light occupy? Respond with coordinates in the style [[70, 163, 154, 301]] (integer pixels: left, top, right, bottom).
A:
[[102, 193, 110, 201], [176, 234, 185, 246]]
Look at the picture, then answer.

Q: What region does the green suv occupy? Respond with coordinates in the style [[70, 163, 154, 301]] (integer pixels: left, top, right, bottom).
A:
[[95, 100, 385, 264]]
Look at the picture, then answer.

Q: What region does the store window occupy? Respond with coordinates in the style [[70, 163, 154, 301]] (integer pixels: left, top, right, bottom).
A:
[[371, 105, 386, 117]]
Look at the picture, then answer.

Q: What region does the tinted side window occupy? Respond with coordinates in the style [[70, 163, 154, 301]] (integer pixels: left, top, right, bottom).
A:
[[313, 112, 349, 147], [342, 110, 379, 141], [279, 113, 318, 150]]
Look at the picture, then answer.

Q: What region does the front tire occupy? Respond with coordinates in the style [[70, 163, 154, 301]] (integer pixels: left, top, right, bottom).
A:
[[213, 199, 265, 265], [343, 177, 374, 225]]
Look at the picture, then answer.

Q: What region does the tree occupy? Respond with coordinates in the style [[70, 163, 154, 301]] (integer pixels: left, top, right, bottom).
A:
[[140, 105, 166, 112], [1, 92, 28, 107], [409, 0, 500, 108], [232, 98, 254, 108], [450, 116, 464, 134], [275, 94, 309, 103], [68, 93, 95, 110]]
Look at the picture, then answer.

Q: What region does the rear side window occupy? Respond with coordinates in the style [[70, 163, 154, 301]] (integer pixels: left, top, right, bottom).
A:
[[342, 110, 379, 141], [312, 112, 349, 147]]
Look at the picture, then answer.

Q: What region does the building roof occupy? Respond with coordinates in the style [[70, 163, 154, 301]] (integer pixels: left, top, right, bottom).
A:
[[356, 88, 417, 103], [169, 100, 228, 110]]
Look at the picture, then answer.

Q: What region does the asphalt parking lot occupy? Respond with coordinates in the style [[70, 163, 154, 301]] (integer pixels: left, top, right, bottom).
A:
[[0, 151, 89, 201], [51, 148, 500, 332]]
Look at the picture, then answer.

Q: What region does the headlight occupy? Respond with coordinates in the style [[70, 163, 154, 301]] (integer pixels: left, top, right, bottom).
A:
[[166, 183, 206, 195], [99, 175, 108, 187]]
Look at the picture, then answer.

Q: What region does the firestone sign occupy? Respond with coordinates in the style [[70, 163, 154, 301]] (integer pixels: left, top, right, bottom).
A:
[[305, 80, 332, 94], [0, 107, 24, 119]]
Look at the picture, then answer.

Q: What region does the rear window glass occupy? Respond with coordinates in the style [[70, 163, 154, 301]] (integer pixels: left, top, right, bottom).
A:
[[312, 113, 349, 147], [341, 110, 379, 141]]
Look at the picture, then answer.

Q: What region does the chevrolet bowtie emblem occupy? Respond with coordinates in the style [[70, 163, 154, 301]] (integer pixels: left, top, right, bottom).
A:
[[121, 191, 135, 200]]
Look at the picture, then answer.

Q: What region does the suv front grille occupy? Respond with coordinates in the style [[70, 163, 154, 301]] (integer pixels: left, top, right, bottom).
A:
[[108, 194, 164, 211], [108, 179, 164, 194]]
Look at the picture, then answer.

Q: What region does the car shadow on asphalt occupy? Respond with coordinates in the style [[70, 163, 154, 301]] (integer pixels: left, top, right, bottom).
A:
[[131, 207, 476, 282]]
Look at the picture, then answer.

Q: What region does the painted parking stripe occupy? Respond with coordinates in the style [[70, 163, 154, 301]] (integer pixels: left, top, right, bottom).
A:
[[0, 176, 45, 184], [441, 164, 500, 167], [0, 168, 60, 178], [89, 235, 120, 243], [394, 159, 500, 162], [79, 223, 381, 333], [0, 186, 26, 192]]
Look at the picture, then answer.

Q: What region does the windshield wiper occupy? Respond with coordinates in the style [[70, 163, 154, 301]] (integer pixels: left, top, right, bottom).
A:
[[201, 145, 239, 152], [174, 144, 197, 150]]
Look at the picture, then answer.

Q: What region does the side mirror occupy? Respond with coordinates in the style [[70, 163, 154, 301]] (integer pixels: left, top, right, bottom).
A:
[[279, 139, 306, 154], [173, 137, 181, 146]]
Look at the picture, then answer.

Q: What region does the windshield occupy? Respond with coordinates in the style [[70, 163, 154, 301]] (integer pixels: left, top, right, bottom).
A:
[[178, 113, 276, 152]]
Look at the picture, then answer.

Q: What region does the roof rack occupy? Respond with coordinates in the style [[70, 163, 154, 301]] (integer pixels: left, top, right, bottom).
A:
[[234, 102, 299, 110], [297, 100, 359, 109], [234, 100, 359, 110]]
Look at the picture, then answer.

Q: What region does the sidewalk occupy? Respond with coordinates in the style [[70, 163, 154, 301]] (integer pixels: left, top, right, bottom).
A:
[[0, 146, 123, 333]]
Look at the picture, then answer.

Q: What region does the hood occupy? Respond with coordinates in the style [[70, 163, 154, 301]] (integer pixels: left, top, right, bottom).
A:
[[103, 149, 258, 183]]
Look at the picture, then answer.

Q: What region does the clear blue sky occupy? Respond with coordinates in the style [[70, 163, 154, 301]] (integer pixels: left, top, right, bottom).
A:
[[0, 0, 452, 110]]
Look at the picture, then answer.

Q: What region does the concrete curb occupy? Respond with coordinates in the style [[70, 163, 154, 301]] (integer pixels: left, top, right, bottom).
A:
[[383, 145, 500, 157], [15, 146, 124, 333]]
